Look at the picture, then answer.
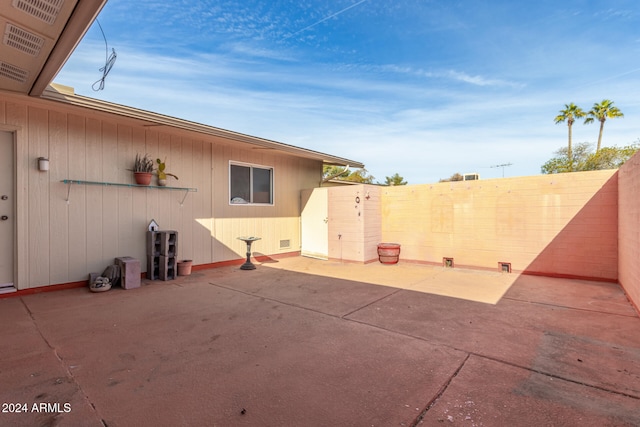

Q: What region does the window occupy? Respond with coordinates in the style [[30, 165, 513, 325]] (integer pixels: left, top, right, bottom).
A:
[[230, 162, 274, 205]]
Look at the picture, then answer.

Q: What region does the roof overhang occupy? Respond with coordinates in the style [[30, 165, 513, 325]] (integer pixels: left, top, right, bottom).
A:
[[0, 0, 108, 96], [41, 84, 364, 168]]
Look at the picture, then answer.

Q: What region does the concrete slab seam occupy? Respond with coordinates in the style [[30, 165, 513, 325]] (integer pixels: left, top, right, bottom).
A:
[[502, 296, 640, 318], [340, 288, 402, 318], [19, 298, 106, 424], [206, 281, 348, 319], [410, 353, 471, 427], [206, 280, 473, 348], [472, 352, 640, 401]]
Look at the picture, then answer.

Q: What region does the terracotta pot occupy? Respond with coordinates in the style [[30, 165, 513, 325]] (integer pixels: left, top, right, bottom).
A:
[[177, 260, 193, 276], [134, 172, 152, 186], [377, 243, 401, 264]]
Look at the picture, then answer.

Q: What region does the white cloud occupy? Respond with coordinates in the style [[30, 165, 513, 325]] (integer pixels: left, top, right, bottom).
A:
[[445, 70, 523, 88]]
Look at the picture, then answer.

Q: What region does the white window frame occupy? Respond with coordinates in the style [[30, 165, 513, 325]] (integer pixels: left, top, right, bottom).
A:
[[229, 161, 275, 206]]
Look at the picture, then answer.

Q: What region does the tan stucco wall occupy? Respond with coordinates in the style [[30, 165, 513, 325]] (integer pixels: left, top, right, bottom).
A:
[[0, 93, 321, 289], [618, 150, 640, 310], [381, 171, 618, 280]]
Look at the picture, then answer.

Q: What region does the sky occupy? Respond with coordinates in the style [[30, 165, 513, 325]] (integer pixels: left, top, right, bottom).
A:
[[55, 0, 640, 184]]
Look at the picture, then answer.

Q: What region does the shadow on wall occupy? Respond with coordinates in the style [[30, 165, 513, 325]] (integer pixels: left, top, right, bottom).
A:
[[523, 173, 618, 282]]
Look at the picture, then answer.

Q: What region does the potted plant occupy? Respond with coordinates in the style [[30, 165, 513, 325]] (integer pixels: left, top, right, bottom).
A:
[[132, 153, 154, 185], [156, 158, 179, 186]]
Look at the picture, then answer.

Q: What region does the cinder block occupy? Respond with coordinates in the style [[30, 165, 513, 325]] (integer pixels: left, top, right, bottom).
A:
[[147, 255, 159, 281], [160, 231, 178, 257], [147, 232, 161, 256], [159, 255, 176, 281], [116, 256, 141, 289]]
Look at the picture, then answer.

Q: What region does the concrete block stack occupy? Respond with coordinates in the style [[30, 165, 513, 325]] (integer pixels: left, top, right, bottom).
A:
[[146, 230, 178, 280]]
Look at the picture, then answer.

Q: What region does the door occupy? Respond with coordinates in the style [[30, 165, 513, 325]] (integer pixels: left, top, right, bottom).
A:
[[0, 131, 14, 290], [301, 188, 329, 260]]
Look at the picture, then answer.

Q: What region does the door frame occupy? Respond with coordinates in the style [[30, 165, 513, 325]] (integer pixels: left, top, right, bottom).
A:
[[0, 125, 21, 291]]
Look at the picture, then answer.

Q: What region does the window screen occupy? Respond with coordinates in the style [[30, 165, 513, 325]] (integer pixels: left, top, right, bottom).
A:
[[230, 164, 250, 203], [252, 167, 272, 204], [230, 163, 273, 205]]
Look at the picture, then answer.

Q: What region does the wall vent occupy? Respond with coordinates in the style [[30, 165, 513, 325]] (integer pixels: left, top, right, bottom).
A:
[[443, 257, 454, 268], [3, 23, 45, 56], [499, 262, 511, 273], [12, 0, 64, 25], [279, 239, 291, 249], [0, 61, 29, 83]]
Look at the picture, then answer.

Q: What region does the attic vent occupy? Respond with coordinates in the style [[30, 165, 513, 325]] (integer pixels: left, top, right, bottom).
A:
[[4, 23, 44, 56], [0, 61, 28, 83], [12, 0, 64, 25], [279, 239, 291, 249]]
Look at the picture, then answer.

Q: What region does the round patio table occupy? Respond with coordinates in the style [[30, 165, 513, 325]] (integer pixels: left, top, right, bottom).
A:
[[237, 236, 261, 270]]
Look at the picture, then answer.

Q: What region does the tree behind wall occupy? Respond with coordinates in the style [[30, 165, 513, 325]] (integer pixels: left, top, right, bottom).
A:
[[583, 143, 639, 170], [322, 166, 375, 183], [439, 173, 464, 182], [383, 173, 407, 186], [541, 141, 638, 174]]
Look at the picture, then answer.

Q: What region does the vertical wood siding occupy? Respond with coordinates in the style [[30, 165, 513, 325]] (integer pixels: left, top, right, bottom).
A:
[[1, 96, 321, 289]]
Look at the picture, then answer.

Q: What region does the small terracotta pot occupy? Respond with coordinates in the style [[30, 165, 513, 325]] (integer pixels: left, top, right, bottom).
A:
[[134, 172, 152, 186], [177, 260, 193, 276], [377, 243, 401, 264]]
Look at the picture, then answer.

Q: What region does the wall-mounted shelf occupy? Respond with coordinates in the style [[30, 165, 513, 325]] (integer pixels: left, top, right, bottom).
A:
[[61, 179, 197, 205]]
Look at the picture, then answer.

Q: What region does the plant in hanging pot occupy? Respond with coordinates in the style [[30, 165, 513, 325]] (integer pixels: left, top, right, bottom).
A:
[[156, 158, 178, 186], [131, 153, 154, 185]]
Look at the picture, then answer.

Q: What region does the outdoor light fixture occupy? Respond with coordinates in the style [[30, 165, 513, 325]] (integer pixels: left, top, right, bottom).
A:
[[38, 157, 49, 171]]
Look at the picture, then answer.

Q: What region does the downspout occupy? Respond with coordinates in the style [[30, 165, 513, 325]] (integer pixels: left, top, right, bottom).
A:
[[321, 165, 350, 186]]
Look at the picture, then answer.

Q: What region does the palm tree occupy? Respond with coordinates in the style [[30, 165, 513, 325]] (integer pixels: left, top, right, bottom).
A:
[[584, 99, 624, 152], [554, 103, 585, 165]]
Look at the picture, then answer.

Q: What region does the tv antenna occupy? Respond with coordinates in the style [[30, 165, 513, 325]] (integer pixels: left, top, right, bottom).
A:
[[490, 163, 513, 177], [92, 19, 117, 91]]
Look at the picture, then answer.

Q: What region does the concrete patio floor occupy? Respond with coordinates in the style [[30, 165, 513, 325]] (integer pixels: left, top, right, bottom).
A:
[[1, 257, 639, 426]]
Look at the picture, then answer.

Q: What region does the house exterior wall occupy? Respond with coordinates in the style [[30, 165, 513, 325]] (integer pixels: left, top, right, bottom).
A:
[[381, 171, 618, 280], [618, 150, 640, 310], [0, 93, 321, 289]]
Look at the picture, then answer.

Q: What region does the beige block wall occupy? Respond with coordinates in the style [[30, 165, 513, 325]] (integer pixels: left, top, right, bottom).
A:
[[618, 150, 640, 310], [0, 93, 321, 289], [380, 170, 618, 281]]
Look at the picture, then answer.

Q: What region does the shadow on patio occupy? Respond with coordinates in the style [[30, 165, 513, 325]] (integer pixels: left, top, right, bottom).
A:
[[1, 258, 638, 426]]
